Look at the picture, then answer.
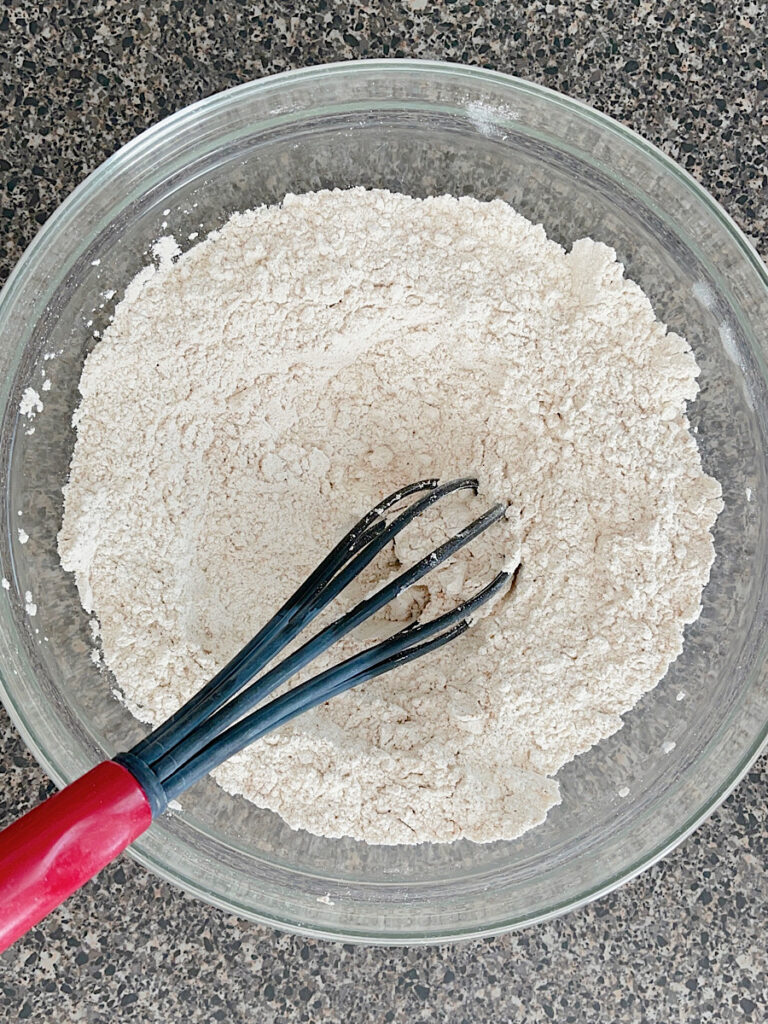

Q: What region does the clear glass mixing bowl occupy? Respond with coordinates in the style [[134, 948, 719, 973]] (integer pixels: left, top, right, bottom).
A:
[[0, 61, 766, 944]]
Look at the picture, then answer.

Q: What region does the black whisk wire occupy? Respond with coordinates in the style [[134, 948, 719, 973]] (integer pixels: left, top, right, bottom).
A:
[[151, 498, 507, 782], [133, 478, 443, 764], [125, 478, 518, 809]]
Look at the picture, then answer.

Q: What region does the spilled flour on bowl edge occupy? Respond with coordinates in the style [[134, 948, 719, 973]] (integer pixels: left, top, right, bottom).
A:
[[58, 188, 723, 844]]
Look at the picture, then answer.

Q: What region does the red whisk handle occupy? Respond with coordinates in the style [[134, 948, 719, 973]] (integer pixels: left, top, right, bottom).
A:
[[0, 760, 152, 952]]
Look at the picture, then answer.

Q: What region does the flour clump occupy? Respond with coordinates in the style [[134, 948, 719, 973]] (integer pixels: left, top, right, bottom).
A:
[[58, 188, 722, 845]]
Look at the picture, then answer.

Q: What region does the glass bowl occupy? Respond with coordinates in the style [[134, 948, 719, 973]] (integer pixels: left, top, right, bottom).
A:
[[0, 60, 767, 945]]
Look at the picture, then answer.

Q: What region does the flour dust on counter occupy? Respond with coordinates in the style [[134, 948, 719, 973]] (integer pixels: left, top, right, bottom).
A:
[[58, 188, 722, 845]]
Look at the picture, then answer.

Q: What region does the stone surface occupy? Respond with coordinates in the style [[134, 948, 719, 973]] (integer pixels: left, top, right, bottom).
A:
[[0, 1, 766, 1021]]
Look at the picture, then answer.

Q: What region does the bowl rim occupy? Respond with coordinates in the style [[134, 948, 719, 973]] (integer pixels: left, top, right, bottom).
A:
[[1, 57, 767, 944]]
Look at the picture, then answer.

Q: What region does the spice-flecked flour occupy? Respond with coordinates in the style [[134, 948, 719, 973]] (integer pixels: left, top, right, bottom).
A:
[[58, 188, 723, 844]]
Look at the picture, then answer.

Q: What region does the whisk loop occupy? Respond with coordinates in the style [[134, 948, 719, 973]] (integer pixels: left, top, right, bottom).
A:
[[120, 477, 517, 808]]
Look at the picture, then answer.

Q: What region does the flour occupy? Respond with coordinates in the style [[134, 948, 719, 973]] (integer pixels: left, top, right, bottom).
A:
[[58, 188, 722, 845], [19, 387, 43, 418]]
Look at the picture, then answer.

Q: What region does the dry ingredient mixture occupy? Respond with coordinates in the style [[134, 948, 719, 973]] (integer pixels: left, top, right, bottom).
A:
[[58, 188, 723, 845]]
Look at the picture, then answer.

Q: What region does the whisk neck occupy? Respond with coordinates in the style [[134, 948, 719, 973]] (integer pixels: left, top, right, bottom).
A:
[[113, 752, 168, 816]]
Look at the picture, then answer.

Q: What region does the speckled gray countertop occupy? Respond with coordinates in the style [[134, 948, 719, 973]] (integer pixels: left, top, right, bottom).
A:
[[1, 2, 766, 1022]]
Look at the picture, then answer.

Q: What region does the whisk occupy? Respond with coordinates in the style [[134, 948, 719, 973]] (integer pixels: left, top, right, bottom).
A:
[[0, 477, 515, 950]]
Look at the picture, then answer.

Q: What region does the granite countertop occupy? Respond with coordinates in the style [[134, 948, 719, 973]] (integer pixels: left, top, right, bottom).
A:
[[1, 2, 766, 1021]]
